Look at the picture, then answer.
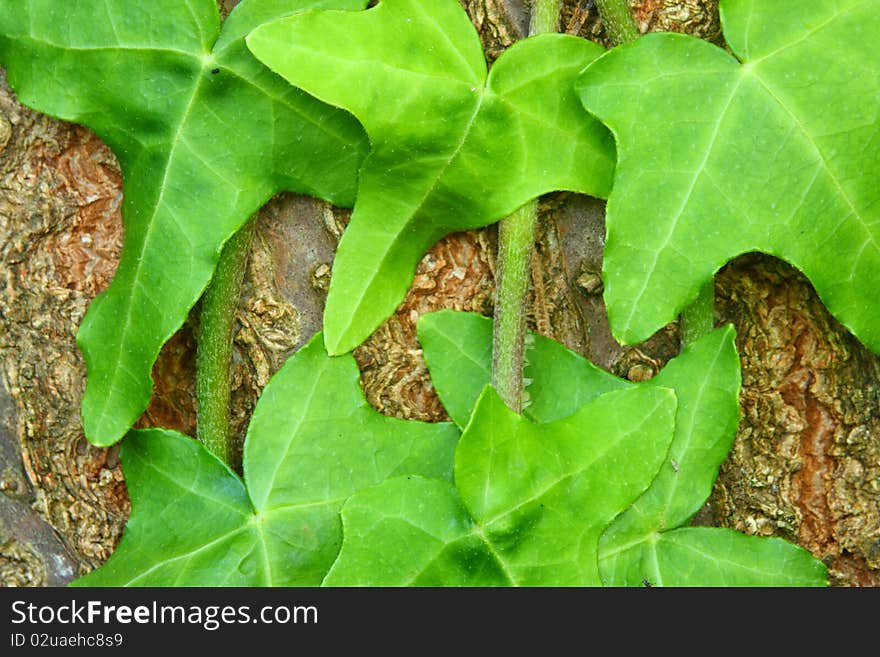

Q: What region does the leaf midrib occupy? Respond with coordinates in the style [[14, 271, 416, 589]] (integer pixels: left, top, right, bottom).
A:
[[743, 0, 871, 66], [86, 41, 361, 439], [657, 335, 730, 523], [137, 454, 251, 519], [660, 530, 802, 581], [89, 69, 206, 437], [747, 69, 879, 258], [17, 33, 207, 58], [248, 355, 334, 510], [386, 514, 516, 587], [217, 61, 360, 147], [123, 525, 250, 586], [619, 74, 745, 334], [332, 90, 485, 341], [407, 0, 484, 86], [479, 396, 668, 528]]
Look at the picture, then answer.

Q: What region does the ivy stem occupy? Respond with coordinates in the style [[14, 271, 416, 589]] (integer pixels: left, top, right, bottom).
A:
[[196, 218, 255, 466], [595, 0, 640, 45], [679, 280, 715, 347], [491, 0, 561, 412], [492, 202, 538, 413], [529, 0, 562, 34], [596, 0, 714, 347]]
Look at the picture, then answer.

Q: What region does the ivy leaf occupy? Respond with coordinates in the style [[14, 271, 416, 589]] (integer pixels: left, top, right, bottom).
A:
[[0, 0, 370, 446], [323, 386, 676, 586], [417, 310, 627, 428], [577, 0, 880, 352], [246, 0, 615, 354], [418, 310, 739, 540], [596, 351, 825, 585], [603, 527, 828, 587], [71, 334, 459, 586], [418, 311, 827, 586]]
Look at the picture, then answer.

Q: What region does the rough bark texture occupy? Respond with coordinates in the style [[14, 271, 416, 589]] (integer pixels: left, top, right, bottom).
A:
[[709, 256, 880, 587], [0, 89, 127, 584], [1, 0, 877, 586]]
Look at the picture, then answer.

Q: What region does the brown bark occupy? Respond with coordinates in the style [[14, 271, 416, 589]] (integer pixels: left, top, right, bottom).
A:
[[0, 82, 127, 583], [708, 256, 880, 586], [0, 0, 877, 586]]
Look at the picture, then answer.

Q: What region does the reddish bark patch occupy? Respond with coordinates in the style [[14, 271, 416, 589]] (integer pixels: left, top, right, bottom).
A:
[[630, 0, 722, 42], [777, 326, 836, 554], [134, 326, 198, 439], [355, 229, 496, 421], [46, 126, 123, 296], [713, 254, 880, 586]]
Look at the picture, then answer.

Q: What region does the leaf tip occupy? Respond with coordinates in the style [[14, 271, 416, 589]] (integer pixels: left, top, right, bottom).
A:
[[321, 329, 348, 357], [80, 408, 127, 449]]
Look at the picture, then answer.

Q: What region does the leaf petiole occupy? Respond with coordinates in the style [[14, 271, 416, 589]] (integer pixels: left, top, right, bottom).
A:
[[492, 201, 539, 413], [529, 0, 562, 35], [596, 0, 639, 45], [491, 0, 563, 412], [196, 219, 256, 467]]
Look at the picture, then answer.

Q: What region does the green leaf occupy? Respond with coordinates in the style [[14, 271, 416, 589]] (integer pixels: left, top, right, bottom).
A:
[[71, 334, 458, 586], [418, 309, 739, 533], [0, 0, 370, 446], [322, 477, 509, 586], [417, 310, 626, 428], [246, 0, 615, 354], [577, 0, 880, 352], [607, 527, 828, 588], [324, 386, 677, 586], [418, 310, 827, 586]]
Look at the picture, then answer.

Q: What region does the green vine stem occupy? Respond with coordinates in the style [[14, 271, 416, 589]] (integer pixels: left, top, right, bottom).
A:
[[196, 218, 255, 465], [492, 201, 539, 413], [596, 0, 714, 346], [491, 0, 561, 412], [529, 0, 562, 34], [596, 0, 639, 45]]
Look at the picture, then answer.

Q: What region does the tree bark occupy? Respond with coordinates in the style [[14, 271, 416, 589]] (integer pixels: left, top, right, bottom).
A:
[[0, 0, 877, 586]]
